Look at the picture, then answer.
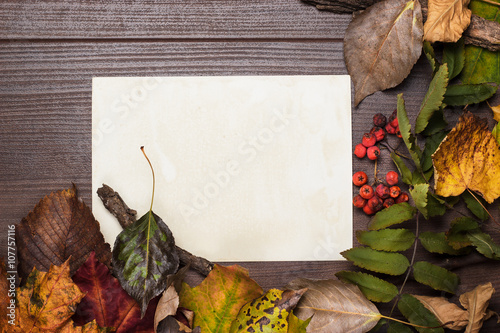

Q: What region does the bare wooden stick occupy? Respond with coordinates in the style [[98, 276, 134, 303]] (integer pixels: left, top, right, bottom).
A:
[[97, 184, 214, 276], [302, 0, 500, 52]]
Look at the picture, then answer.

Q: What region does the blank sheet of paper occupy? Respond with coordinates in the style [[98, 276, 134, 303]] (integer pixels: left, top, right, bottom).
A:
[[92, 75, 352, 261]]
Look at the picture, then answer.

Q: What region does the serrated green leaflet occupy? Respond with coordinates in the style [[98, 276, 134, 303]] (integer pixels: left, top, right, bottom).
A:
[[420, 108, 448, 137], [446, 217, 479, 250], [368, 202, 417, 230], [413, 261, 459, 294], [391, 152, 413, 185], [335, 271, 398, 303], [397, 93, 422, 170], [462, 191, 489, 220], [356, 229, 415, 252], [423, 41, 439, 74], [341, 247, 410, 276], [415, 64, 448, 134], [427, 193, 447, 218], [419, 232, 470, 255], [443, 39, 464, 80], [467, 230, 500, 260], [421, 131, 447, 172], [398, 294, 444, 333], [409, 184, 429, 218], [443, 84, 497, 106]]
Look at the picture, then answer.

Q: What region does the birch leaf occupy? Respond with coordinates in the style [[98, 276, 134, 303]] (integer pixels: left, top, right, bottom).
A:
[[424, 0, 472, 43], [344, 0, 423, 105]]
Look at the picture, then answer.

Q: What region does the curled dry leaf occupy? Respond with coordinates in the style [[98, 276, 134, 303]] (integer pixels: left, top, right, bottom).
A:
[[432, 112, 500, 203], [344, 0, 423, 105], [424, 0, 472, 43], [413, 295, 469, 330]]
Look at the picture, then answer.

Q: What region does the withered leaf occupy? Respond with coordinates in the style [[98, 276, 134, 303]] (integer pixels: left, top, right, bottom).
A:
[[58, 320, 107, 333], [413, 295, 469, 330], [154, 286, 179, 332], [424, 0, 472, 43], [432, 112, 500, 203], [16, 185, 111, 280], [459, 282, 497, 332], [344, 0, 423, 105], [489, 102, 500, 122]]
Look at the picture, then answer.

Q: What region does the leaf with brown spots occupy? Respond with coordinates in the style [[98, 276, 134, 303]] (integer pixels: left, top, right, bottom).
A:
[[432, 112, 500, 203], [16, 185, 111, 281]]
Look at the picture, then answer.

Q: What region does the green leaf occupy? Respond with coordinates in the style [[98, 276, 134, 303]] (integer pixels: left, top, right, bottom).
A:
[[112, 210, 179, 316], [409, 183, 429, 218], [287, 311, 311, 333], [421, 131, 448, 172], [397, 93, 422, 170], [462, 191, 489, 221], [420, 108, 448, 137], [388, 321, 413, 333], [426, 193, 447, 217], [356, 229, 415, 252], [341, 247, 410, 276], [446, 217, 479, 250], [398, 294, 444, 333], [391, 152, 413, 185], [423, 40, 439, 74], [415, 64, 449, 134], [443, 39, 465, 80], [467, 230, 500, 260], [411, 170, 427, 185], [180, 264, 263, 333], [412, 261, 459, 294], [419, 232, 470, 255], [493, 122, 500, 145], [335, 271, 399, 303], [443, 84, 497, 106], [368, 202, 417, 230]]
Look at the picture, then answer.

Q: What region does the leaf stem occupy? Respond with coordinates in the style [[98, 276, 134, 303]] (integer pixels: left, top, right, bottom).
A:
[[141, 146, 155, 212], [478, 0, 500, 7]]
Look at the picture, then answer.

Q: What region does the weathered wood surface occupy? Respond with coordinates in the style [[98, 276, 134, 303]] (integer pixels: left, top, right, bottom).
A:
[[1, 1, 499, 330]]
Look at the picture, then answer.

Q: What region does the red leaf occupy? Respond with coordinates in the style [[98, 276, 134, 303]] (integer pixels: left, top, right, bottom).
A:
[[72, 252, 158, 333]]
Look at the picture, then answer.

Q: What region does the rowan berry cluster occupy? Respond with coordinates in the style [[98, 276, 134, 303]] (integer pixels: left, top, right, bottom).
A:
[[354, 110, 401, 160], [352, 170, 409, 215]]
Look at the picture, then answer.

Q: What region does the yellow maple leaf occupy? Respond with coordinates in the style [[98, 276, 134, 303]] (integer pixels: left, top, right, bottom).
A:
[[432, 112, 500, 203], [424, 0, 472, 43]]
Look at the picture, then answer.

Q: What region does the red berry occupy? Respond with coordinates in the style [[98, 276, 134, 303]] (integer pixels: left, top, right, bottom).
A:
[[390, 186, 401, 198], [386, 171, 399, 186], [363, 204, 376, 215], [359, 185, 374, 200], [396, 127, 402, 138], [373, 113, 387, 127], [385, 123, 397, 135], [354, 143, 367, 158], [367, 146, 380, 160], [352, 171, 368, 186], [370, 126, 386, 141], [353, 195, 366, 208], [375, 184, 390, 199], [362, 133, 377, 147], [390, 117, 399, 128], [383, 198, 395, 208], [367, 196, 383, 212], [395, 192, 409, 203]]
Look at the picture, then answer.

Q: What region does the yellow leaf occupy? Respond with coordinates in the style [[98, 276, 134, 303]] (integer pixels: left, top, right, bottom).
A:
[[424, 0, 472, 42], [432, 112, 500, 203], [488, 102, 500, 122]]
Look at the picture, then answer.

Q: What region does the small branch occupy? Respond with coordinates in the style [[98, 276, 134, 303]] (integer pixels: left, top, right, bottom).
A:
[[97, 184, 214, 276]]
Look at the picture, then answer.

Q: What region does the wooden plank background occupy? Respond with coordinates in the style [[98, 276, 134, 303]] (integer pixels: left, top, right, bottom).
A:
[[1, 1, 499, 330]]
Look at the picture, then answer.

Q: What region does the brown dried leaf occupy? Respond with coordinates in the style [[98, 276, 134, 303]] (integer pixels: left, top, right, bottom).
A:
[[16, 185, 111, 280], [459, 282, 497, 333], [154, 285, 179, 332], [424, 0, 472, 43], [413, 295, 468, 330], [344, 0, 423, 105]]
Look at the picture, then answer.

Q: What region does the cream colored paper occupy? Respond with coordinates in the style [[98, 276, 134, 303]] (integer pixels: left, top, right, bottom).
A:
[[92, 75, 352, 261]]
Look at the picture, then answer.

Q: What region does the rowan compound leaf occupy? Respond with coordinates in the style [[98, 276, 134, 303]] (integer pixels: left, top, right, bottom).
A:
[[398, 94, 422, 170], [432, 112, 500, 203], [413, 261, 459, 294], [179, 264, 263, 333], [113, 210, 179, 317], [412, 295, 468, 330], [415, 64, 449, 134], [285, 278, 381, 333], [397, 294, 444, 333], [443, 38, 465, 80], [368, 203, 417, 230], [443, 83, 497, 106], [16, 186, 111, 280], [424, 0, 472, 43], [467, 230, 500, 259], [14, 260, 85, 332], [419, 231, 470, 255], [344, 0, 423, 105], [287, 311, 311, 333], [459, 282, 497, 332], [341, 247, 410, 276], [356, 229, 415, 252], [335, 271, 399, 303]]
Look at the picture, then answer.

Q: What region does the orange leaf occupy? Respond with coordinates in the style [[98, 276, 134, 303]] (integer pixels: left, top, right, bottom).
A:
[[432, 112, 500, 203]]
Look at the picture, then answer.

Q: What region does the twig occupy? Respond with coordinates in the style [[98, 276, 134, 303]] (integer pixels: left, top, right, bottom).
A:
[[97, 184, 214, 276]]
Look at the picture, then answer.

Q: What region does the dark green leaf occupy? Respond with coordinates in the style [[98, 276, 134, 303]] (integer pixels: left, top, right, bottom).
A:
[[462, 191, 489, 221], [419, 231, 470, 255], [397, 93, 422, 170], [368, 202, 417, 230], [415, 64, 449, 134], [336, 271, 398, 303], [443, 39, 465, 80], [356, 229, 415, 252], [341, 247, 409, 276], [398, 294, 444, 333], [388, 321, 413, 333], [426, 193, 447, 218], [423, 41, 439, 74], [420, 108, 448, 137], [413, 261, 459, 294], [443, 84, 497, 106], [391, 152, 413, 185], [409, 184, 429, 218], [411, 170, 427, 185], [421, 131, 448, 172], [446, 217, 479, 250], [467, 230, 500, 260], [112, 211, 179, 316]]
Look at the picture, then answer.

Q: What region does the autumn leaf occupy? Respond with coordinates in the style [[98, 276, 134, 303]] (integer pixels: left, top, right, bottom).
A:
[[424, 0, 472, 43], [285, 278, 381, 333], [72, 252, 158, 333], [16, 185, 111, 280], [413, 295, 469, 330], [0, 259, 11, 333], [432, 112, 500, 203], [154, 286, 179, 332], [58, 320, 107, 333], [397, 294, 444, 333], [344, 0, 423, 105], [489, 102, 500, 122], [13, 260, 85, 332], [179, 264, 263, 333]]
